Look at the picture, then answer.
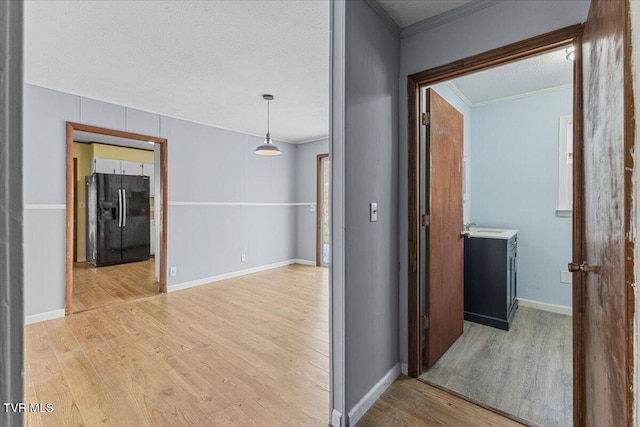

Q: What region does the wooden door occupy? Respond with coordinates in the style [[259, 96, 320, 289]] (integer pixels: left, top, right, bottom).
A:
[[580, 0, 634, 424], [423, 88, 464, 368]]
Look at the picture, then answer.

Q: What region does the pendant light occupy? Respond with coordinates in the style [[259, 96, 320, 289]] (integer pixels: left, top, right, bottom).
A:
[[254, 94, 282, 156]]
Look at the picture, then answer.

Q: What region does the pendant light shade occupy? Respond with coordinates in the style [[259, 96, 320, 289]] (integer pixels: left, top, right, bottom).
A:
[[255, 94, 282, 156]]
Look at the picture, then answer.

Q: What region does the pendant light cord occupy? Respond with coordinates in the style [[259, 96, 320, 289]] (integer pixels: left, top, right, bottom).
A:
[[267, 99, 270, 134]]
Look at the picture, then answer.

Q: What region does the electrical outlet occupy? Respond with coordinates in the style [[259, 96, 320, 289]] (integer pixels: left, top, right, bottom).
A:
[[241, 254, 246, 262], [170, 267, 177, 277]]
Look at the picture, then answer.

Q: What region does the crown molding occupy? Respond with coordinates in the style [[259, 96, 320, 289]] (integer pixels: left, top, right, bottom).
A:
[[445, 81, 473, 106], [468, 83, 573, 107], [25, 82, 310, 145], [443, 79, 572, 108], [297, 136, 329, 144], [401, 0, 503, 39], [363, 0, 401, 37]]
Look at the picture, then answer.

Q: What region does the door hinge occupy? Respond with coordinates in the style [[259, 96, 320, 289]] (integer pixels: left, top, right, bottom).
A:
[[421, 112, 430, 126], [421, 214, 430, 227], [422, 315, 430, 330]]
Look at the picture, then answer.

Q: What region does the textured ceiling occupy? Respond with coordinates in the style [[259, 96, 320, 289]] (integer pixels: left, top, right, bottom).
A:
[[377, 0, 473, 28], [25, 1, 329, 143], [450, 48, 574, 106]]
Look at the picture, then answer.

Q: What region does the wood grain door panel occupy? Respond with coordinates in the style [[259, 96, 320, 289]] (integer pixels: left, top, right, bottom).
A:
[[581, 0, 634, 424], [424, 89, 464, 368]]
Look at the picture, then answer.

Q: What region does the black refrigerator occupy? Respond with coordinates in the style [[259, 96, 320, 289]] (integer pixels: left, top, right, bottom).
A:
[[86, 173, 151, 267]]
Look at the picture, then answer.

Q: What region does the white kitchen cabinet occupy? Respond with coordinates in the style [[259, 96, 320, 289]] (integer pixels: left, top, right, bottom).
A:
[[92, 158, 121, 174], [120, 160, 143, 176], [91, 158, 155, 196], [142, 163, 155, 196]]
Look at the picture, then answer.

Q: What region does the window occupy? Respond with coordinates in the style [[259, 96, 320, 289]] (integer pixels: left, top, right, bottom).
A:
[[557, 115, 573, 216]]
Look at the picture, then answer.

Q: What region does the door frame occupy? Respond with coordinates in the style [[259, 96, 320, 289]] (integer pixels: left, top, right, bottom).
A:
[[406, 24, 587, 423], [316, 153, 329, 266], [65, 122, 169, 315], [73, 157, 78, 262]]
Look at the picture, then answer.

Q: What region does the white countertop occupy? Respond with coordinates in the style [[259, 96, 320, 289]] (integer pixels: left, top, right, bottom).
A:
[[467, 227, 518, 240]]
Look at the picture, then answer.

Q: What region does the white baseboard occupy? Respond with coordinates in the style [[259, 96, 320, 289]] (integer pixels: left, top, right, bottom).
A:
[[401, 363, 408, 375], [330, 409, 342, 427], [168, 259, 301, 293], [518, 298, 572, 316], [348, 362, 400, 426], [293, 258, 316, 266], [25, 309, 65, 325]]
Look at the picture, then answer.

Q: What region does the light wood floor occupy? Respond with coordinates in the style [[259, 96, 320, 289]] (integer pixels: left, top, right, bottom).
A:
[[72, 259, 159, 313], [25, 264, 329, 426], [357, 375, 524, 426], [420, 307, 572, 427]]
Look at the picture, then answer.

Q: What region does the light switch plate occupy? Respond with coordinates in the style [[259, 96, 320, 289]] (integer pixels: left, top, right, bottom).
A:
[[370, 202, 378, 222], [170, 267, 177, 277], [560, 270, 572, 284]]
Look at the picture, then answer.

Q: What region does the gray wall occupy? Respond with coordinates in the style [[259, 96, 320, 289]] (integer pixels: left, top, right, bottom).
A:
[[343, 0, 400, 412], [23, 83, 321, 317], [161, 116, 298, 285], [0, 1, 24, 424], [471, 86, 573, 307], [397, 0, 591, 368], [296, 138, 329, 262]]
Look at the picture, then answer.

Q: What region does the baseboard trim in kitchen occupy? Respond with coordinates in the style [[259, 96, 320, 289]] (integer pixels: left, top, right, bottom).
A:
[[168, 259, 316, 293], [518, 298, 572, 316], [293, 258, 316, 266], [25, 309, 65, 325]]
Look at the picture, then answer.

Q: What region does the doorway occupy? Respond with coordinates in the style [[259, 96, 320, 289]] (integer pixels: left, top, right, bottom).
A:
[[65, 122, 168, 314], [317, 153, 330, 267], [407, 25, 585, 425]]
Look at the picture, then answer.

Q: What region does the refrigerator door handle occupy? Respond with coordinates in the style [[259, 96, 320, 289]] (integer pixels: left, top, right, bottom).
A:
[[118, 189, 123, 227], [123, 188, 127, 227]]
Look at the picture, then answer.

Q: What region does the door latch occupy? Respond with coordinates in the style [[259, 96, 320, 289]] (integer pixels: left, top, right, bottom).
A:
[[568, 262, 599, 274]]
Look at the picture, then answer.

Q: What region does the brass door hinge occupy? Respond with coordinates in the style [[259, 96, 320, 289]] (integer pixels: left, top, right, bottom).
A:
[[422, 315, 430, 330], [421, 214, 430, 227], [421, 112, 430, 126]]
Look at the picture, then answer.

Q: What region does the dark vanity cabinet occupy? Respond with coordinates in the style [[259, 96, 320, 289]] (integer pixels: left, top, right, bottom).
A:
[[464, 234, 518, 330]]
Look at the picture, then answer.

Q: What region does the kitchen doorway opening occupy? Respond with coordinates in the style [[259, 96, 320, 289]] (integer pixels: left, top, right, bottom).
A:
[[317, 153, 330, 267], [65, 122, 168, 314]]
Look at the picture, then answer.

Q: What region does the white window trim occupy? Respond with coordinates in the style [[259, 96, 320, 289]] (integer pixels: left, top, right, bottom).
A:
[[557, 115, 573, 216]]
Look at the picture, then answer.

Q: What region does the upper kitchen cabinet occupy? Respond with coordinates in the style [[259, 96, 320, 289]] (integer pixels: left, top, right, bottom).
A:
[[120, 160, 142, 176], [92, 157, 122, 175], [142, 163, 154, 196], [91, 158, 155, 196]]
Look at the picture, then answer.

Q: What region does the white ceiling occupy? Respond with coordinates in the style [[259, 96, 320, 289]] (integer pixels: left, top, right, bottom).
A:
[[25, 1, 330, 143], [74, 130, 155, 151], [449, 47, 574, 106], [377, 0, 473, 28]]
